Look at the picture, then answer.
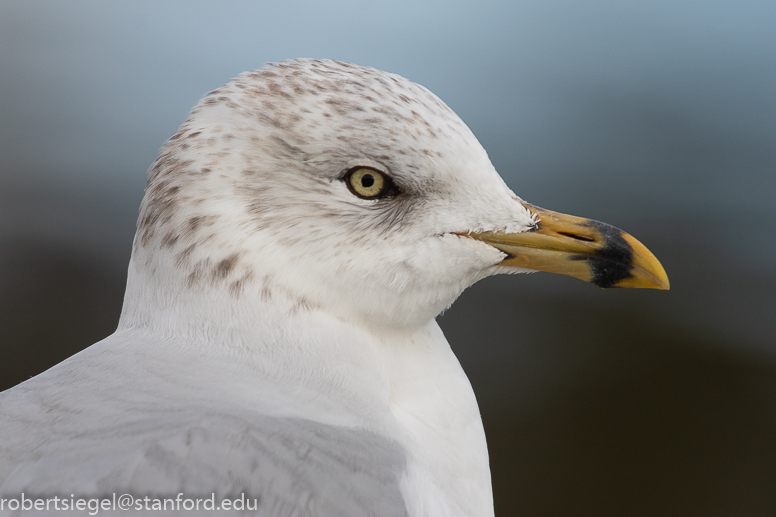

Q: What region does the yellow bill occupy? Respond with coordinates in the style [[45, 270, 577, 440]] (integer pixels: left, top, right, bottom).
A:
[[466, 202, 669, 290]]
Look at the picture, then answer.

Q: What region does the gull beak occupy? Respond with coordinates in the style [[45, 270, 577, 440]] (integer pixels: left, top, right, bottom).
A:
[[466, 202, 669, 290]]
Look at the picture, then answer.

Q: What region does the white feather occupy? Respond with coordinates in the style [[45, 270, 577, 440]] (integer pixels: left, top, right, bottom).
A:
[[0, 59, 538, 516]]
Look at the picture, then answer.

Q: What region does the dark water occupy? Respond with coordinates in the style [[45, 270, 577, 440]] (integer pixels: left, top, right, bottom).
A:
[[441, 279, 776, 516]]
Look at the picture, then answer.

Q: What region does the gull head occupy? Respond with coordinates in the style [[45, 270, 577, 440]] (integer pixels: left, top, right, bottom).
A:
[[121, 59, 667, 332]]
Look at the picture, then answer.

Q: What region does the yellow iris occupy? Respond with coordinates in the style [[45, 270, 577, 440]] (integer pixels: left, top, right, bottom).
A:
[[347, 168, 388, 199]]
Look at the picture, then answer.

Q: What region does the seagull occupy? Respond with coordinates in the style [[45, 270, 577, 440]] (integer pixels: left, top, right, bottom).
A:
[[0, 59, 668, 516]]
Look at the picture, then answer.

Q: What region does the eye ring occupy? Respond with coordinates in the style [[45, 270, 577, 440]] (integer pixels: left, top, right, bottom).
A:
[[345, 167, 393, 199]]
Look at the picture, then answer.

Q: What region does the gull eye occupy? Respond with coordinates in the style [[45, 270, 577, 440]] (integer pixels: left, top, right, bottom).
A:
[[345, 167, 391, 199]]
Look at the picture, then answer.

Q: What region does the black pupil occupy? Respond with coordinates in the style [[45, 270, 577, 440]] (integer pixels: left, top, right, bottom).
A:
[[361, 174, 375, 188]]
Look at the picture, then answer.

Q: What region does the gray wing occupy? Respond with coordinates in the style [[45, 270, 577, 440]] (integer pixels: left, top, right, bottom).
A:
[[1, 411, 409, 517]]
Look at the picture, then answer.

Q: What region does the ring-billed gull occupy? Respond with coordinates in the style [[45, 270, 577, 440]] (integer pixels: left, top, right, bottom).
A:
[[0, 59, 668, 516]]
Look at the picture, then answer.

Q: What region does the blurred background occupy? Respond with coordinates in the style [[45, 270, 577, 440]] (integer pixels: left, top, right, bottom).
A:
[[1, 0, 774, 515]]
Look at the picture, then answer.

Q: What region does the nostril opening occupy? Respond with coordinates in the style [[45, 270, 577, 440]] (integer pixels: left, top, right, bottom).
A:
[[558, 231, 595, 242]]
